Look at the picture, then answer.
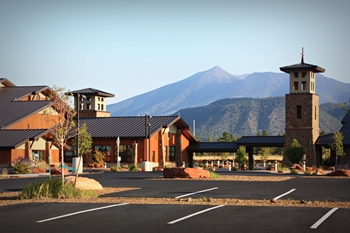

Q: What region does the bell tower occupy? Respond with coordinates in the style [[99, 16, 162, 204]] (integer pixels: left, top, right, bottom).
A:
[[280, 48, 325, 166]]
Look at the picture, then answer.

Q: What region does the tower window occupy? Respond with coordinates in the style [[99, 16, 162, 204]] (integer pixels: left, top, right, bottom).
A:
[[87, 103, 91, 110], [315, 106, 317, 120], [101, 104, 104, 110], [301, 81, 306, 90], [297, 105, 302, 119], [294, 72, 298, 78], [302, 72, 306, 78], [97, 104, 100, 110], [293, 82, 298, 90]]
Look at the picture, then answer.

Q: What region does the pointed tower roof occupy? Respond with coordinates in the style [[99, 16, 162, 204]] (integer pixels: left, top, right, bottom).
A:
[[70, 88, 115, 97]]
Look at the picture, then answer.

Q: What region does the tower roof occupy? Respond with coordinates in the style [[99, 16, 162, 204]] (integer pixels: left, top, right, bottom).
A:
[[70, 88, 115, 97], [280, 48, 325, 73]]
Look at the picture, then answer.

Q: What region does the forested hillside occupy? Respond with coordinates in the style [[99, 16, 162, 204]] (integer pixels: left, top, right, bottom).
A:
[[175, 97, 346, 141]]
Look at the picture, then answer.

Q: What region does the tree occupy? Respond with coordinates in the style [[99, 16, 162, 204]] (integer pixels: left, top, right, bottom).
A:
[[286, 139, 305, 164], [217, 132, 236, 142], [331, 131, 344, 165], [44, 86, 75, 184], [71, 123, 92, 185], [235, 146, 247, 169], [338, 97, 350, 114]]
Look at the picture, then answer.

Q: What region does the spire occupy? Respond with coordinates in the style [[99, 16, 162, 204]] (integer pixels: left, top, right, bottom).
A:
[[301, 47, 305, 64]]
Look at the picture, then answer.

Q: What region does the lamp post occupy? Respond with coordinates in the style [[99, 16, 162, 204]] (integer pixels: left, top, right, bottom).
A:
[[116, 137, 120, 167], [75, 93, 86, 173], [145, 114, 151, 161]]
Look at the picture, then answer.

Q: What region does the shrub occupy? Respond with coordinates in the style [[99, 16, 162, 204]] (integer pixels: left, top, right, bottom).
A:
[[92, 151, 105, 165], [209, 171, 220, 179], [304, 169, 312, 175], [0, 168, 8, 179], [18, 178, 98, 199], [290, 169, 298, 175], [11, 157, 32, 174], [128, 164, 138, 172], [286, 139, 305, 164], [110, 166, 119, 172], [235, 146, 248, 167]]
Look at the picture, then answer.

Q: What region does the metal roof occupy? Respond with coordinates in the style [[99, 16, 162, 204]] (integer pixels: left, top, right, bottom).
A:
[[237, 136, 284, 147], [70, 88, 115, 97], [280, 62, 325, 73], [187, 142, 238, 152], [80, 116, 192, 138], [0, 86, 51, 128], [0, 129, 53, 148]]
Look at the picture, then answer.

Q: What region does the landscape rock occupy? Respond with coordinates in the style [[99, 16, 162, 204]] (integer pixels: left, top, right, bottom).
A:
[[65, 176, 103, 190], [327, 170, 350, 177], [163, 167, 210, 179]]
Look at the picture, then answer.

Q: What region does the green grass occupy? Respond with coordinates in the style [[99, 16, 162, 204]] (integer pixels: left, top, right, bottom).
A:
[[18, 178, 98, 199]]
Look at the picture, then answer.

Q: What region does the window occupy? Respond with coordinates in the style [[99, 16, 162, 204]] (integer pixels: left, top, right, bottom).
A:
[[79, 103, 84, 110], [293, 82, 298, 90], [87, 103, 91, 110], [169, 146, 175, 162], [32, 150, 44, 161], [97, 104, 100, 110], [315, 106, 317, 120], [294, 72, 298, 78], [87, 97, 92, 101], [115, 145, 132, 162], [302, 72, 306, 78], [301, 81, 306, 90], [297, 105, 302, 119], [101, 104, 104, 111]]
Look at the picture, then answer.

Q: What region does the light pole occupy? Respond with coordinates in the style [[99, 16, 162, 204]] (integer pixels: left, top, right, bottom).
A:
[[116, 137, 120, 167], [75, 93, 86, 174], [145, 114, 151, 161]]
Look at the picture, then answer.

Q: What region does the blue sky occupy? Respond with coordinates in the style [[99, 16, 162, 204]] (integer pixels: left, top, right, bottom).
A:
[[1, 0, 349, 104]]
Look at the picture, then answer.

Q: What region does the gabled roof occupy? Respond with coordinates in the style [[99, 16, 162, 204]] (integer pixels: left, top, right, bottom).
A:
[[280, 62, 325, 73], [187, 142, 238, 152], [0, 86, 52, 128], [80, 116, 195, 140], [70, 88, 115, 97], [237, 136, 284, 147], [0, 129, 54, 148], [0, 78, 16, 87]]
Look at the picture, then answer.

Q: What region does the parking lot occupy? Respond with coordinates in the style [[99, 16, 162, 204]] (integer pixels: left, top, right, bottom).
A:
[[1, 171, 350, 232]]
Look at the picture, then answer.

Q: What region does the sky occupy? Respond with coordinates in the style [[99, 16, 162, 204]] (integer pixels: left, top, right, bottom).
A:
[[1, 0, 349, 104]]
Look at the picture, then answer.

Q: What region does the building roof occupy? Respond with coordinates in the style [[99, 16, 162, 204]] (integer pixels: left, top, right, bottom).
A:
[[70, 88, 115, 97], [80, 116, 196, 141], [237, 136, 285, 147], [280, 62, 325, 73], [187, 142, 238, 152], [0, 129, 53, 148], [0, 86, 52, 128], [340, 114, 350, 146], [0, 78, 16, 87]]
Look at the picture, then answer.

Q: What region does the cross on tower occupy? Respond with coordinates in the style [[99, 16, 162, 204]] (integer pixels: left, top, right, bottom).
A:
[[301, 47, 305, 64]]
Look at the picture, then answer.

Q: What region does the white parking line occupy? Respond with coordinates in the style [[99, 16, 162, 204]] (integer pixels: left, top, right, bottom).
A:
[[175, 187, 219, 199], [273, 189, 296, 200], [310, 208, 339, 229], [168, 205, 225, 224], [36, 203, 129, 223]]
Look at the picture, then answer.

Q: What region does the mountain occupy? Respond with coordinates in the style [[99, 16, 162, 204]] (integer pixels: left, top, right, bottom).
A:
[[174, 97, 346, 141], [107, 66, 350, 116]]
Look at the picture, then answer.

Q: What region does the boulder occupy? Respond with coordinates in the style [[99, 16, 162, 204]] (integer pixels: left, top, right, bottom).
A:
[[327, 170, 350, 177], [313, 168, 324, 175], [163, 167, 210, 179], [50, 168, 68, 175], [65, 176, 103, 190]]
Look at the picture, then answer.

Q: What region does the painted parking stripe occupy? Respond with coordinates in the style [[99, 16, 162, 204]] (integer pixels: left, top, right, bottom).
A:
[[272, 189, 296, 200], [310, 208, 339, 229], [168, 205, 225, 224], [36, 203, 129, 223], [175, 187, 219, 199]]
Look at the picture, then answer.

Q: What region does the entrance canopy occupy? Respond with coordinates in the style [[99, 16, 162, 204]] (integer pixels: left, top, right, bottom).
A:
[[237, 136, 285, 147]]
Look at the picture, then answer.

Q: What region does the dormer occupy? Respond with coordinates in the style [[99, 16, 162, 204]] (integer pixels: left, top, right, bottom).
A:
[[280, 48, 325, 94], [71, 88, 115, 118]]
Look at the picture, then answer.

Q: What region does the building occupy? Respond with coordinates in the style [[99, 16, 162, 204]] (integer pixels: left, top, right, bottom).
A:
[[69, 88, 198, 169], [280, 48, 325, 166], [0, 78, 61, 166]]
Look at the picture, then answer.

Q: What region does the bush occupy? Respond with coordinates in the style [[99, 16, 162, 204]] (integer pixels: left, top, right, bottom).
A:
[[286, 139, 305, 164], [128, 164, 138, 172], [18, 178, 98, 199], [209, 171, 220, 179], [11, 157, 32, 174], [0, 168, 8, 179], [92, 151, 105, 165], [110, 166, 120, 172], [290, 169, 298, 175]]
